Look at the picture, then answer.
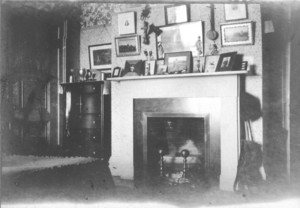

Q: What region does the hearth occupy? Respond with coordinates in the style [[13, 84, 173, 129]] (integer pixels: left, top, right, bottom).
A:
[[134, 98, 221, 185]]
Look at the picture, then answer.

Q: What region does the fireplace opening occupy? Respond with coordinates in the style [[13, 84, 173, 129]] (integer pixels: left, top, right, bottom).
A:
[[146, 116, 208, 184]]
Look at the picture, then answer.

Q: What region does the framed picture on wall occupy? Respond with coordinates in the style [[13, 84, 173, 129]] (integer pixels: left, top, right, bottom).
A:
[[88, 43, 112, 70], [216, 52, 237, 72], [220, 22, 254, 47], [224, 4, 248, 21], [118, 11, 136, 35], [157, 21, 204, 59], [115, 35, 141, 57], [164, 4, 189, 25]]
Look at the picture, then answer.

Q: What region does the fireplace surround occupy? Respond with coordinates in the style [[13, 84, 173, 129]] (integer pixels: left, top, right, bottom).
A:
[[134, 98, 220, 184], [109, 72, 246, 191]]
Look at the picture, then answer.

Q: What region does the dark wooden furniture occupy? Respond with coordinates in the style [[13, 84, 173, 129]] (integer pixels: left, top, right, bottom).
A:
[[61, 81, 111, 160]]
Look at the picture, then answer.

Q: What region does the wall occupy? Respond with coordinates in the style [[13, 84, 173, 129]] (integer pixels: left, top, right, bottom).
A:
[[80, 3, 263, 145], [261, 2, 290, 181]]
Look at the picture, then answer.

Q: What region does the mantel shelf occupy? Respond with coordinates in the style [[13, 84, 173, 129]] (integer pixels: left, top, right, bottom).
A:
[[108, 70, 248, 82]]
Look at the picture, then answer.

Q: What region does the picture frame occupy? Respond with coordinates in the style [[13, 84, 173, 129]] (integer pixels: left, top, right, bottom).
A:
[[157, 21, 204, 59], [216, 52, 237, 72], [88, 43, 112, 70], [144, 60, 156, 76], [115, 35, 141, 57], [156, 65, 168, 75], [164, 51, 192, 74], [118, 11, 136, 35], [224, 4, 248, 21], [112, 67, 121, 77], [221, 22, 254, 47], [193, 58, 205, 73], [121, 60, 144, 77], [164, 4, 189, 25], [100, 70, 112, 80], [204, 55, 220, 73]]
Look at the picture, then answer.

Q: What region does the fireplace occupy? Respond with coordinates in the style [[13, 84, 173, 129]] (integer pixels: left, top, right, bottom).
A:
[[134, 98, 220, 185], [109, 73, 244, 191]]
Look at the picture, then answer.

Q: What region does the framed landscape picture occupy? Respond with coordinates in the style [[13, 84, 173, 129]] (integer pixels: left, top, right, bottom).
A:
[[221, 22, 254, 47], [88, 43, 112, 70], [157, 21, 204, 59], [164, 51, 192, 74], [115, 35, 141, 57]]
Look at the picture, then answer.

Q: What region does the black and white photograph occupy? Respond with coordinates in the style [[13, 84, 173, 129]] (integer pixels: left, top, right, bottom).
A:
[[157, 21, 204, 59], [221, 22, 254, 46], [88, 44, 112, 70], [1, 1, 300, 208], [224, 4, 248, 21], [117, 11, 136, 35], [164, 4, 189, 25], [204, 55, 220, 73], [115, 35, 140, 57]]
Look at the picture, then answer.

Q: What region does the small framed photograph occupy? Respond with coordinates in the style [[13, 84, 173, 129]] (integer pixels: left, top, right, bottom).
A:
[[156, 65, 168, 75], [224, 4, 247, 21], [193, 58, 205, 73], [164, 4, 189, 25], [100, 70, 112, 80], [164, 51, 192, 74], [121, 60, 144, 77], [112, 67, 121, 77], [118, 11, 136, 35], [241, 61, 248, 71], [144, 60, 156, 76], [157, 21, 204, 59], [204, 55, 220, 73], [88, 43, 112, 70], [216, 52, 237, 72], [221, 22, 254, 47], [115, 35, 141, 57]]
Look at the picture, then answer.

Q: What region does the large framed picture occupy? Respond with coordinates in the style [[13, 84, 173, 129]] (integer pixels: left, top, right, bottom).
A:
[[164, 51, 192, 74], [224, 4, 247, 21], [221, 22, 254, 47], [88, 43, 112, 70], [118, 11, 136, 35], [204, 55, 220, 73], [216, 52, 237, 72], [164, 4, 189, 25], [157, 21, 204, 59], [115, 35, 141, 57]]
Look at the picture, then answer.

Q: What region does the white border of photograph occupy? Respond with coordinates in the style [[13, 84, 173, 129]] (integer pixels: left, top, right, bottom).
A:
[[118, 11, 136, 35]]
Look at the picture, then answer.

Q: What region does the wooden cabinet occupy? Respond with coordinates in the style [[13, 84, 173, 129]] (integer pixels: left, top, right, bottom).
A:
[[61, 81, 111, 160]]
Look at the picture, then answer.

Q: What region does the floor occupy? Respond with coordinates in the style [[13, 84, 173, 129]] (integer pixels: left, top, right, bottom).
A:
[[2, 160, 300, 208]]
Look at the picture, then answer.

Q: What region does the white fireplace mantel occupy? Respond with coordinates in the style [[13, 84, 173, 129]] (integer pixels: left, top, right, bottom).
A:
[[109, 71, 246, 191]]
